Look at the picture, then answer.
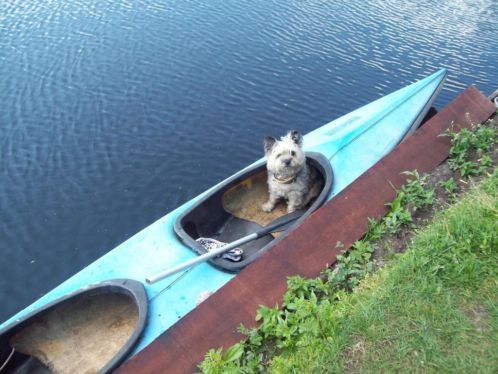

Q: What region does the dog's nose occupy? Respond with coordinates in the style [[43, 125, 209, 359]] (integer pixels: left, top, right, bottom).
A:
[[283, 158, 292, 166]]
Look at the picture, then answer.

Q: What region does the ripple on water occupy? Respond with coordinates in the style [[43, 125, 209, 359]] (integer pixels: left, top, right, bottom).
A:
[[0, 0, 497, 320]]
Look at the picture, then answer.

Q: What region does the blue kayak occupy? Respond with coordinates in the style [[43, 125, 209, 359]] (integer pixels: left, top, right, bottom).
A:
[[0, 69, 447, 372]]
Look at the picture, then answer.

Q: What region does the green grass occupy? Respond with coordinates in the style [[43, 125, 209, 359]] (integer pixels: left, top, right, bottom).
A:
[[271, 171, 498, 373], [199, 170, 498, 373]]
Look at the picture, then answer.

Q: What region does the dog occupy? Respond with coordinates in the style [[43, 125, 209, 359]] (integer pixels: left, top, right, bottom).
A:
[[262, 130, 322, 213]]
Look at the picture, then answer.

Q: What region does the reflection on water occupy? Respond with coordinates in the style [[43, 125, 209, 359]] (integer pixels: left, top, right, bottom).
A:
[[0, 0, 497, 320]]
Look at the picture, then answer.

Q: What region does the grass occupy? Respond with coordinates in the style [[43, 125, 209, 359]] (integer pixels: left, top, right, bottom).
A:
[[200, 171, 497, 373], [199, 121, 497, 373], [273, 171, 498, 373]]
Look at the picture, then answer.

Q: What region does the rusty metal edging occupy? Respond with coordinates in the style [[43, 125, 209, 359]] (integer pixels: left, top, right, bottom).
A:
[[116, 86, 495, 374]]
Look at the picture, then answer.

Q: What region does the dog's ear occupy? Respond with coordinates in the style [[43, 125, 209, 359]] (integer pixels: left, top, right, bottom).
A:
[[288, 130, 303, 147], [263, 136, 276, 154]]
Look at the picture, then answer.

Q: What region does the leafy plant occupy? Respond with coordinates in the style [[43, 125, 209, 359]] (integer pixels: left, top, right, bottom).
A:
[[381, 170, 435, 234], [331, 239, 375, 291], [401, 170, 435, 209], [444, 120, 497, 177], [384, 193, 413, 234], [439, 177, 458, 201]]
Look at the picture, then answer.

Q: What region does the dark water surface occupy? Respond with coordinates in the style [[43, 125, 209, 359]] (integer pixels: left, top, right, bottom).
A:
[[1, 0, 497, 320]]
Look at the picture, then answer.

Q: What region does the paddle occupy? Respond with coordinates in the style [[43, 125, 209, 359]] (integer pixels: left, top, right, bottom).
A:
[[145, 210, 304, 284]]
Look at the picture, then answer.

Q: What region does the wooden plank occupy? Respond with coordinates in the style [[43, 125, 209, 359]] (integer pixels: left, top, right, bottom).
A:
[[116, 86, 495, 374]]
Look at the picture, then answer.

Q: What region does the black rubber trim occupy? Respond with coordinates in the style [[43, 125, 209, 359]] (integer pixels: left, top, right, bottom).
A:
[[0, 279, 148, 374], [174, 152, 333, 272]]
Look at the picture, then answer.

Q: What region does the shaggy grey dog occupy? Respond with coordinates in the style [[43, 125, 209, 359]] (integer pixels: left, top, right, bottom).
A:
[[262, 130, 322, 213]]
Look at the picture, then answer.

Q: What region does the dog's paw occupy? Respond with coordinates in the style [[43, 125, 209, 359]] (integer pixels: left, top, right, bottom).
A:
[[287, 205, 296, 213], [262, 201, 274, 212]]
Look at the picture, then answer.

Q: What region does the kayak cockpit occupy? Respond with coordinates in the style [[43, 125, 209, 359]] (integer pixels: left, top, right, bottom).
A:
[[174, 152, 333, 272], [0, 279, 147, 374]]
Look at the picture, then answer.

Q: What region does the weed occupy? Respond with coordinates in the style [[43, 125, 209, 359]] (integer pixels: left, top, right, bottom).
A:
[[401, 170, 436, 209], [443, 120, 497, 177], [439, 177, 458, 201]]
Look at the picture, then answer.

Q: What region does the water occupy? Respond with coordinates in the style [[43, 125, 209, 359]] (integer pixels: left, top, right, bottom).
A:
[[1, 0, 497, 321]]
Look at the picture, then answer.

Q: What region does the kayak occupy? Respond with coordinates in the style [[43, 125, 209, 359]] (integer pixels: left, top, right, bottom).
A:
[[0, 279, 147, 374], [0, 69, 447, 371]]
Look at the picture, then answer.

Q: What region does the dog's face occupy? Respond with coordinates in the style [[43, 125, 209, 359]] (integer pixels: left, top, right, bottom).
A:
[[264, 130, 305, 178]]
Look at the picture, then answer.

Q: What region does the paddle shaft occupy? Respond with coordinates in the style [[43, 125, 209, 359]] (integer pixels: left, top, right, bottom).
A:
[[146, 211, 301, 284], [146, 233, 257, 283]]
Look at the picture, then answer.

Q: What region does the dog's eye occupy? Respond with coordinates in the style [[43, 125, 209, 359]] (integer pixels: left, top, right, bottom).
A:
[[291, 151, 295, 156], [277, 153, 282, 158]]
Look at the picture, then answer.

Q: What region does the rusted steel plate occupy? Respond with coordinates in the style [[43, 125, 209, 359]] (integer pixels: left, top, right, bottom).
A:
[[116, 86, 495, 374]]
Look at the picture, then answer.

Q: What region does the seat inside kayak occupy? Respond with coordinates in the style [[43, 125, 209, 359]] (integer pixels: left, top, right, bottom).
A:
[[174, 152, 333, 272], [0, 279, 147, 374]]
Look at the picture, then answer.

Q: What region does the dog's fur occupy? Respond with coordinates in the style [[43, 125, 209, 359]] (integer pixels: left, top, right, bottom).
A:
[[262, 130, 322, 213]]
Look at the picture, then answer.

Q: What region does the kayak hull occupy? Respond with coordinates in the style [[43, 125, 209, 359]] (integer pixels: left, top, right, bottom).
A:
[[0, 69, 447, 360]]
